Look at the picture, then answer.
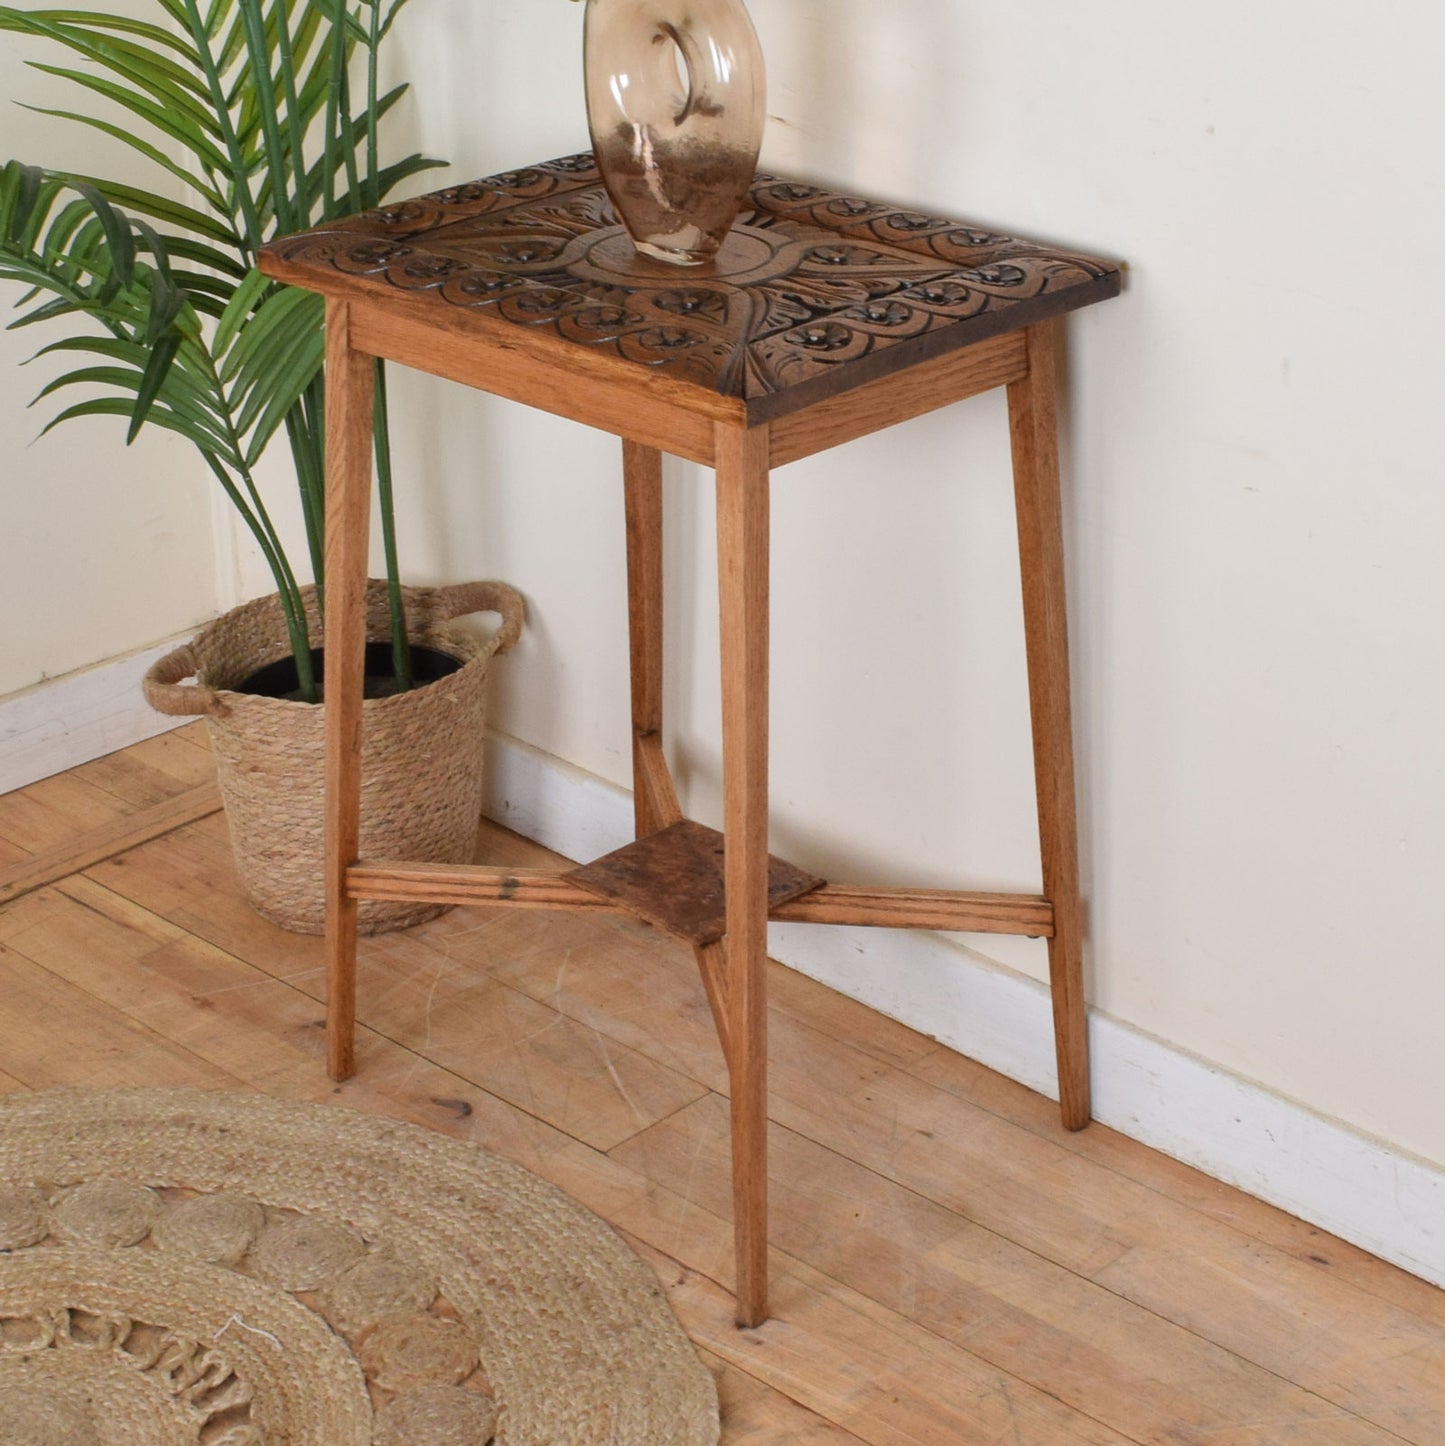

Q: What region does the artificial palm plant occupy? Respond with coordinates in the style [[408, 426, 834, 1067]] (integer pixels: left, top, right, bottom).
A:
[[0, 0, 444, 701]]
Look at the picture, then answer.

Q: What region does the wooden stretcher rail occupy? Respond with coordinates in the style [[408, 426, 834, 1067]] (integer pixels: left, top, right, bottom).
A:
[[348, 862, 623, 911], [350, 864, 1053, 937], [693, 939, 732, 1056], [769, 884, 1055, 936], [634, 733, 684, 829]]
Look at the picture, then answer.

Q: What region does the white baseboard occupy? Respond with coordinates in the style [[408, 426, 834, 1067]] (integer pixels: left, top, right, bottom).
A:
[[0, 637, 197, 795], [482, 729, 1445, 1291]]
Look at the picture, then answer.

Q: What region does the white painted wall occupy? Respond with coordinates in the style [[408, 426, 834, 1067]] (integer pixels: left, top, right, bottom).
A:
[[274, 0, 1442, 1172], [0, 0, 220, 696]]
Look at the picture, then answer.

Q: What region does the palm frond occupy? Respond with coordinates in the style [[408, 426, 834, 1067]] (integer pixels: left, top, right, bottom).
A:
[[3, 0, 441, 694]]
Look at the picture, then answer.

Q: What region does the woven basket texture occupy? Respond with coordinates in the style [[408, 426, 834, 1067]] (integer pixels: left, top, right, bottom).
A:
[[184, 581, 516, 935]]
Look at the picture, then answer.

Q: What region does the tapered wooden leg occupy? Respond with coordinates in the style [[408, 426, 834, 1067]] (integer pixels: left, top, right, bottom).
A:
[[622, 441, 730, 1051], [622, 440, 675, 837], [715, 420, 772, 1327], [1007, 319, 1090, 1130], [323, 299, 374, 1082]]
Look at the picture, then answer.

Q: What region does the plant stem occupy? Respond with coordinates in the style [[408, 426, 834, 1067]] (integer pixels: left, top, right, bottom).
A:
[[180, 0, 264, 258], [364, 0, 381, 209], [238, 0, 295, 236], [203, 452, 317, 701], [273, 0, 309, 226], [284, 400, 325, 592]]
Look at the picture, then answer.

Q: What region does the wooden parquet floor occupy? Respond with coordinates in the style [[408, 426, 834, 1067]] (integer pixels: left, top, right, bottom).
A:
[[1, 726, 1443, 1443]]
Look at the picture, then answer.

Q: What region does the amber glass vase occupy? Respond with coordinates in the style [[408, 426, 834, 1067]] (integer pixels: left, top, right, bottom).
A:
[[584, 0, 766, 266]]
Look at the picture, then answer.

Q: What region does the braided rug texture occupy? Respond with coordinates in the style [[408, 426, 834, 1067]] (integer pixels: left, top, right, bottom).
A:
[[0, 1088, 719, 1446]]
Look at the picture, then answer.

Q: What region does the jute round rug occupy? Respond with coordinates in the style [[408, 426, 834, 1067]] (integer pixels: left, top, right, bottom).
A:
[[0, 1088, 719, 1445]]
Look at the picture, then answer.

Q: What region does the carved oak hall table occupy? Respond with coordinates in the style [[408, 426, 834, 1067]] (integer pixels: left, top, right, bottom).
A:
[[259, 154, 1121, 1328]]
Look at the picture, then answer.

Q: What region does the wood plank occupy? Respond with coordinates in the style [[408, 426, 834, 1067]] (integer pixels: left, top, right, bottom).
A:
[[0, 783, 222, 908], [323, 296, 375, 1082], [771, 883, 1054, 936], [701, 1350, 867, 1443], [459, 909, 891, 1128], [70, 725, 216, 806], [1008, 318, 1090, 1129], [1094, 1241, 1445, 1441], [615, 1093, 1402, 1445], [0, 771, 136, 854], [347, 860, 620, 911], [43, 874, 708, 1157], [769, 332, 1027, 467], [616, 1092, 966, 1306], [80, 812, 313, 961], [0, 934, 236, 1091], [346, 295, 729, 465], [629, 1237, 1134, 1445], [902, 1041, 1445, 1332], [766, 1050, 1445, 1440], [7, 886, 620, 1178]]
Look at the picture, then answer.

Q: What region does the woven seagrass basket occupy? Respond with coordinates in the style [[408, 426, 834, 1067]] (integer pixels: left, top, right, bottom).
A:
[[143, 579, 523, 935]]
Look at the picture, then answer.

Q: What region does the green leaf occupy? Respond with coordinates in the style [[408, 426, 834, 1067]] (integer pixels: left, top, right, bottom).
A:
[[218, 280, 317, 383], [25, 63, 232, 173], [37, 196, 93, 262], [10, 11, 200, 59], [58, 175, 241, 248], [373, 153, 447, 204], [65, 179, 134, 288], [7, 295, 83, 328], [1, 0, 446, 693], [1, 12, 220, 122], [243, 329, 324, 463], [177, 0, 265, 251], [1, 162, 47, 247], [224, 289, 324, 438], [36, 357, 238, 452], [34, 396, 240, 474], [380, 0, 416, 39], [214, 264, 270, 353], [18, 105, 228, 212], [32, 335, 225, 415], [162, 236, 249, 280], [129, 327, 183, 439]]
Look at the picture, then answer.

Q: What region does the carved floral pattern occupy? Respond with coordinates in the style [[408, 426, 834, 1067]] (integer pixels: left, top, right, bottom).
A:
[[262, 153, 1120, 413]]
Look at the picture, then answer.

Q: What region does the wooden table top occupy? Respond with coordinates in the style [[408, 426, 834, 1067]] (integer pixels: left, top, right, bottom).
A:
[[261, 153, 1120, 424]]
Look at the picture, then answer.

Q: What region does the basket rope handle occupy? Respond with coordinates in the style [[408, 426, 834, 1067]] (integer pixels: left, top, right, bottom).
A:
[[431, 581, 525, 656], [142, 644, 219, 717]]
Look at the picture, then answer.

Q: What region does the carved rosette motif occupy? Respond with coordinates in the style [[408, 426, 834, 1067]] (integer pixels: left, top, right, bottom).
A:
[[262, 153, 1120, 414]]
